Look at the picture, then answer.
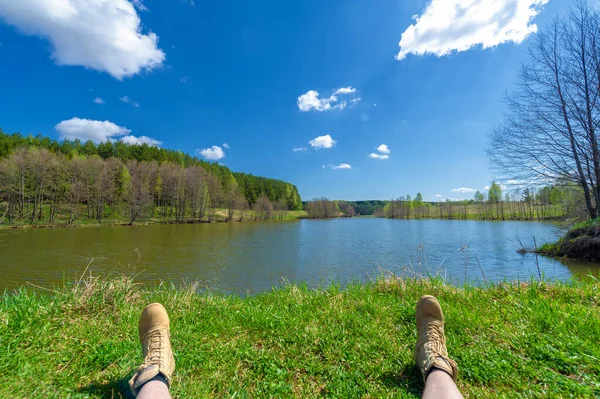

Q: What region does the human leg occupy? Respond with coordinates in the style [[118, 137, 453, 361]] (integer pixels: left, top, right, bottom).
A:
[[129, 303, 176, 399], [422, 369, 463, 399], [414, 295, 463, 399]]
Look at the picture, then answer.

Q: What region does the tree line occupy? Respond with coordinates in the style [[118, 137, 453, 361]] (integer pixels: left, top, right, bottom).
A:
[[0, 130, 302, 224], [303, 198, 359, 219], [380, 184, 579, 220]]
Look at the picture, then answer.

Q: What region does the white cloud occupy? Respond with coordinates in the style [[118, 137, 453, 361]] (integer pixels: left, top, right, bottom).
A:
[[131, 0, 148, 11], [222, 143, 231, 149], [309, 134, 336, 149], [0, 0, 166, 80], [297, 90, 342, 112], [181, 0, 195, 5], [369, 153, 389, 160], [483, 185, 491, 191], [293, 147, 307, 152], [121, 135, 162, 146], [377, 144, 391, 154], [331, 163, 352, 170], [334, 87, 357, 95], [55, 117, 131, 143], [395, 0, 549, 61], [452, 187, 477, 193], [197, 146, 225, 161], [297, 87, 360, 112], [436, 194, 442, 198], [55, 117, 162, 146], [120, 96, 140, 107], [180, 75, 190, 83], [93, 97, 105, 104]]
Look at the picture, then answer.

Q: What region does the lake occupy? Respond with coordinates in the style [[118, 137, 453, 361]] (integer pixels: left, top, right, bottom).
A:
[[1, 219, 598, 295]]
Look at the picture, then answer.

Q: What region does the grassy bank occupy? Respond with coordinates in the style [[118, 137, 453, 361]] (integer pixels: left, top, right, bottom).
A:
[[0, 209, 308, 229], [539, 219, 600, 261], [1, 276, 599, 398]]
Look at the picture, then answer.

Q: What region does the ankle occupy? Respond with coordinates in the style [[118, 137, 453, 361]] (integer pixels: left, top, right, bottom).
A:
[[136, 374, 169, 395], [427, 366, 454, 381]]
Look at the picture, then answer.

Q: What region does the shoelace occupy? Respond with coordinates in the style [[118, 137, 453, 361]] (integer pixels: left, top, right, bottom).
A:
[[146, 329, 167, 367], [424, 320, 447, 357]]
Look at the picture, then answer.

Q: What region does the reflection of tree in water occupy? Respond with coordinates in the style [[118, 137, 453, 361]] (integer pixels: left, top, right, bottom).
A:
[[560, 258, 600, 282]]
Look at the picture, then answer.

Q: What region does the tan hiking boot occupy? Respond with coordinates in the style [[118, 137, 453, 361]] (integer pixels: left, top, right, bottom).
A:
[[129, 303, 176, 395], [414, 295, 458, 382]]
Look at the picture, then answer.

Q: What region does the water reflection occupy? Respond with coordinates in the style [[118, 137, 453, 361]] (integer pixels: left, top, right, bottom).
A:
[[1, 219, 598, 295]]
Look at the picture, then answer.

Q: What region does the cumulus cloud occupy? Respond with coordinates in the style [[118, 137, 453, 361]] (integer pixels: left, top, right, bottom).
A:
[[395, 0, 549, 61], [197, 146, 225, 161], [309, 134, 336, 149], [222, 143, 231, 149], [377, 144, 391, 154], [121, 135, 162, 146], [369, 153, 389, 160], [93, 97, 105, 104], [293, 147, 307, 152], [297, 87, 360, 112], [55, 117, 161, 146], [0, 0, 166, 80], [120, 96, 140, 107], [369, 144, 390, 159], [452, 187, 477, 193], [55, 117, 131, 143], [436, 194, 442, 198], [330, 163, 352, 170]]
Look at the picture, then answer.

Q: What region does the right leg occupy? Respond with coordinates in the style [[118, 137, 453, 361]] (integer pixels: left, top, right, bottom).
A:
[[423, 369, 463, 399], [414, 295, 463, 399], [129, 303, 176, 399], [137, 378, 172, 399]]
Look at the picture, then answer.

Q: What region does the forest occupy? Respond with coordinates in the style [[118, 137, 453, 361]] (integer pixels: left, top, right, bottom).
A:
[[0, 130, 302, 225]]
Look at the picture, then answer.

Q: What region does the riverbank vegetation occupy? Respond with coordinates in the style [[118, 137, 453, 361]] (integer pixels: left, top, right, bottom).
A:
[[538, 219, 600, 261], [380, 184, 581, 221], [1, 275, 598, 398], [305, 184, 579, 221], [0, 131, 302, 226]]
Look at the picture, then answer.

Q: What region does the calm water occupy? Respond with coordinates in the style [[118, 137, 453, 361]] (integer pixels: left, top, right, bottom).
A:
[[1, 219, 598, 294]]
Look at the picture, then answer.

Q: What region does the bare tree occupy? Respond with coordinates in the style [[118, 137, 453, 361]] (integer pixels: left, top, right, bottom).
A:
[[254, 195, 273, 220], [125, 161, 152, 224], [489, 2, 600, 219]]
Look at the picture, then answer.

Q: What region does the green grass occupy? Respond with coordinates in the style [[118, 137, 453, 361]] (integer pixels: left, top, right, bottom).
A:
[[1, 276, 599, 398], [538, 218, 600, 260], [0, 206, 309, 229]]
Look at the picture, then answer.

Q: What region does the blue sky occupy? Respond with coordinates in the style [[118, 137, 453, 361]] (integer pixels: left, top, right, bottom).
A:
[[0, 0, 571, 201]]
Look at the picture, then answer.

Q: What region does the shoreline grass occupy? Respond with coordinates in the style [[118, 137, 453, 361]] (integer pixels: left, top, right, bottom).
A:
[[1, 276, 599, 398], [0, 209, 309, 230]]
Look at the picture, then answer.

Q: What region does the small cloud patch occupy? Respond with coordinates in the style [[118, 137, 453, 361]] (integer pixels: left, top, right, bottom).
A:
[[298, 87, 360, 112], [451, 188, 477, 193], [197, 146, 225, 161], [309, 134, 336, 149]]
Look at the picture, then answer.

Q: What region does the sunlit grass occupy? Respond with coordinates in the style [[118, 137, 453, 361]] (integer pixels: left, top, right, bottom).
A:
[[1, 275, 598, 398]]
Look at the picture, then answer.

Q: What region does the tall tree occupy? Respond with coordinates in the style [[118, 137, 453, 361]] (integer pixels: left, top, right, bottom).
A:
[[489, 1, 600, 218]]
